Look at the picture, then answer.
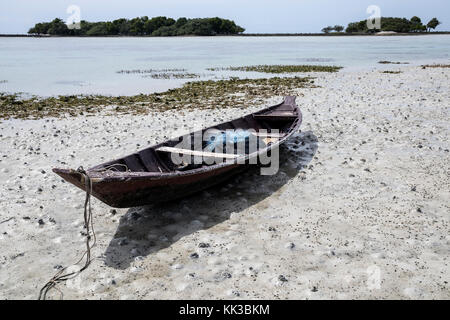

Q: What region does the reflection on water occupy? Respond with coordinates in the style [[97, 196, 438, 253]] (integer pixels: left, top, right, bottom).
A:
[[0, 35, 449, 96]]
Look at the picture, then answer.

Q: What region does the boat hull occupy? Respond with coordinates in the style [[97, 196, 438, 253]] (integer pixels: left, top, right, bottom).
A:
[[53, 96, 302, 208], [54, 163, 247, 208]]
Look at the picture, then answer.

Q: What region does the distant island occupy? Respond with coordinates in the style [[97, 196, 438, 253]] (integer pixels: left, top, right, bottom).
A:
[[28, 16, 245, 36], [24, 15, 445, 37], [322, 16, 441, 34]]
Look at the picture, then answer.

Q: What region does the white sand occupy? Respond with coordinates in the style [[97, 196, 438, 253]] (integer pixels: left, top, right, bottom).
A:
[[0, 66, 449, 299]]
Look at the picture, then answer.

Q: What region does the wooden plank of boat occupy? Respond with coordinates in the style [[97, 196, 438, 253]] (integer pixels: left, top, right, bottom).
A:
[[253, 112, 298, 121], [251, 132, 285, 138], [157, 146, 241, 159]]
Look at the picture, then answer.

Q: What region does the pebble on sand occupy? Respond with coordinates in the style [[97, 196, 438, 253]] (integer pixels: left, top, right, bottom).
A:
[[278, 275, 288, 282]]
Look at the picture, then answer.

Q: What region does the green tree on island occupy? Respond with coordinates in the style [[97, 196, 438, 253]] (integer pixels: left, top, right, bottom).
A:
[[410, 16, 426, 32], [334, 25, 344, 32], [426, 18, 441, 31], [344, 16, 438, 33], [28, 16, 245, 36], [321, 25, 344, 33], [321, 26, 332, 33]]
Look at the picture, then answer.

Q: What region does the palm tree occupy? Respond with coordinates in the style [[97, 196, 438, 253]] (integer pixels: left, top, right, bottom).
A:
[[426, 18, 441, 32]]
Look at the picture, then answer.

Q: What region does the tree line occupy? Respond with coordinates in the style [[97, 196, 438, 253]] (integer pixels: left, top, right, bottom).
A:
[[28, 16, 245, 36], [331, 16, 441, 34], [321, 25, 344, 33], [322, 17, 441, 34]]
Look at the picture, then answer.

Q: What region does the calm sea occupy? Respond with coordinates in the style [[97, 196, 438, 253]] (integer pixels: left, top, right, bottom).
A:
[[1, 35, 449, 96]]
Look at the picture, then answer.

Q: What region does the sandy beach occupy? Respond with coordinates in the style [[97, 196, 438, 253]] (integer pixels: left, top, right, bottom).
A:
[[0, 65, 449, 299]]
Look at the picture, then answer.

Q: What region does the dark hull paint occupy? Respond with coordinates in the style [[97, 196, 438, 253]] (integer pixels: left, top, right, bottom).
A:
[[56, 163, 246, 208]]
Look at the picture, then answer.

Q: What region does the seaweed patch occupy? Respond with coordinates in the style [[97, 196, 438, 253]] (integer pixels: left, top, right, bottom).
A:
[[207, 65, 342, 73], [0, 76, 316, 119], [116, 69, 187, 74]]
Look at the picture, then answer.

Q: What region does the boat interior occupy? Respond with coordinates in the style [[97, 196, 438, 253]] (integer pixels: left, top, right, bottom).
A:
[[91, 102, 299, 174]]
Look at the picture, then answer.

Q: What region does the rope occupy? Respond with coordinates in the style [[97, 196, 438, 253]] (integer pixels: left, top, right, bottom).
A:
[[93, 163, 130, 173], [38, 163, 129, 299], [38, 166, 96, 300]]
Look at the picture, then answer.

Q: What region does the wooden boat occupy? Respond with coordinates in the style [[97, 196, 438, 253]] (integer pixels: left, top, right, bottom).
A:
[[53, 96, 302, 208]]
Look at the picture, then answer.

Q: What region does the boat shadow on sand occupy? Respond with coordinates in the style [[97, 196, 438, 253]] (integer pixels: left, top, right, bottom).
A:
[[104, 130, 318, 269]]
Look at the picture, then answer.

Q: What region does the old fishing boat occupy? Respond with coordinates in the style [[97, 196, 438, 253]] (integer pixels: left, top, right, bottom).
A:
[[53, 96, 302, 208]]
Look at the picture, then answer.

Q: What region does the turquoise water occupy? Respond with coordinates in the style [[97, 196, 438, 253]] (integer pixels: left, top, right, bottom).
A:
[[0, 35, 449, 96]]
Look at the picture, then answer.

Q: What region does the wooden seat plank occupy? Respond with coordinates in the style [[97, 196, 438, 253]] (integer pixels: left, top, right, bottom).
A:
[[157, 146, 240, 159]]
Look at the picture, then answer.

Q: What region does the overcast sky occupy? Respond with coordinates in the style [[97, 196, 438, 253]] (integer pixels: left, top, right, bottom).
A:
[[0, 0, 448, 34]]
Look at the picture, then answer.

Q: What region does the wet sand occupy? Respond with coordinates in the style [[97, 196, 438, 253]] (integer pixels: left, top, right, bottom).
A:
[[0, 65, 449, 299]]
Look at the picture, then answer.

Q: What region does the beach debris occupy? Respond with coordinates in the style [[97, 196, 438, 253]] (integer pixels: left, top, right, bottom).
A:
[[278, 275, 288, 282], [218, 272, 232, 280], [190, 253, 199, 259], [171, 263, 184, 270], [227, 290, 240, 297], [0, 217, 14, 224], [285, 242, 295, 249], [11, 252, 25, 260], [198, 242, 210, 248]]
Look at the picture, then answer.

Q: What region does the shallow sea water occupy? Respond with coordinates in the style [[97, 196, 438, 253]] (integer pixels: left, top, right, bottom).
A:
[[0, 35, 449, 96]]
